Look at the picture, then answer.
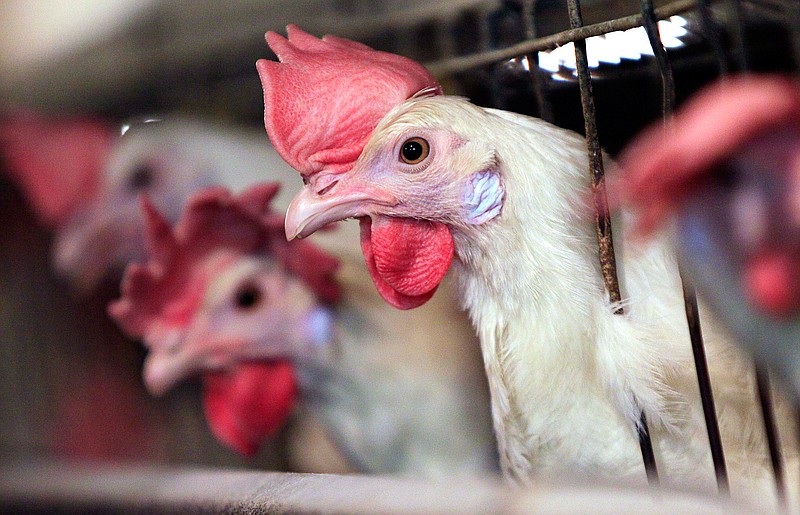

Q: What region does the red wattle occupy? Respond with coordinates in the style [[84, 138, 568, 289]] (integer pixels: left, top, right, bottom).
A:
[[359, 216, 454, 310], [202, 360, 296, 457], [743, 249, 800, 317]]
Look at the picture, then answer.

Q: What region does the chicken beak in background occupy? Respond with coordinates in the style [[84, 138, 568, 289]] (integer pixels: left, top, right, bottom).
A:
[[141, 332, 199, 396], [141, 329, 237, 397], [285, 174, 396, 240]]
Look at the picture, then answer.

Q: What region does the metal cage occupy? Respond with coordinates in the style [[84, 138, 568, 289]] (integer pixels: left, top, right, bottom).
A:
[[0, 0, 798, 511]]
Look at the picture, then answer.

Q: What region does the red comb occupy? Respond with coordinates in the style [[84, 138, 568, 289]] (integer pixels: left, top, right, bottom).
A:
[[0, 110, 111, 227], [256, 24, 441, 177], [109, 183, 341, 338]]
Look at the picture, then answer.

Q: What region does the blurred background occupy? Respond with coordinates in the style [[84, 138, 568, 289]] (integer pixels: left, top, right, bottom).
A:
[[0, 0, 797, 478]]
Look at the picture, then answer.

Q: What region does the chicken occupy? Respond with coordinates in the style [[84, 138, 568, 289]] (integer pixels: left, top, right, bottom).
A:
[[614, 74, 800, 397], [0, 111, 299, 290], [257, 25, 795, 504], [109, 183, 497, 476], [616, 74, 800, 318]]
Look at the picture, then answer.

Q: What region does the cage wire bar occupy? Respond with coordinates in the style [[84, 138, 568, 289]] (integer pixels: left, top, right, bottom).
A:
[[694, 0, 789, 503], [564, 0, 661, 485], [638, 0, 732, 496]]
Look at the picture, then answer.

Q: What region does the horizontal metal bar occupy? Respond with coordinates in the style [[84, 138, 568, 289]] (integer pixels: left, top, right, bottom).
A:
[[424, 0, 696, 77], [0, 463, 750, 513]]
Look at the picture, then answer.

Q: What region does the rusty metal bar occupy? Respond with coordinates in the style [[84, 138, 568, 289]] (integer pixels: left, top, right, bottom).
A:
[[425, 0, 696, 77], [566, 0, 659, 486], [640, 0, 730, 495]]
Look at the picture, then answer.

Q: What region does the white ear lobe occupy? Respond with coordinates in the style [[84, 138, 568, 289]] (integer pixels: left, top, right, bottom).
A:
[[463, 168, 504, 224]]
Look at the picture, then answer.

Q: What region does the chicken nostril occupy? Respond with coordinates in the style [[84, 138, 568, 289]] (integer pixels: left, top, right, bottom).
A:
[[317, 180, 339, 196]]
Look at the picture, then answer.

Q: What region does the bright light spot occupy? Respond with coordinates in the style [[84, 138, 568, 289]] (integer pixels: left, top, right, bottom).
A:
[[120, 117, 162, 135], [537, 16, 688, 78]]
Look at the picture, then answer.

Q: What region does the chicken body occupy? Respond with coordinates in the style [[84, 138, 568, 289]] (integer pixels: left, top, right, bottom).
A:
[[302, 221, 497, 476], [284, 94, 794, 504]]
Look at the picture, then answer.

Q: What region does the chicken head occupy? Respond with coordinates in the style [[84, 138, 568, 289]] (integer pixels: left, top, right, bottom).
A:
[[108, 182, 340, 455]]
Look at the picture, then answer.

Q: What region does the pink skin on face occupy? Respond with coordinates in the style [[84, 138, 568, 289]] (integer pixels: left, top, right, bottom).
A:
[[615, 75, 800, 316]]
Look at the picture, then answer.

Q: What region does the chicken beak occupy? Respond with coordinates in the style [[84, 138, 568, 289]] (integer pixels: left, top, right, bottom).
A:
[[143, 349, 197, 397], [285, 182, 396, 241]]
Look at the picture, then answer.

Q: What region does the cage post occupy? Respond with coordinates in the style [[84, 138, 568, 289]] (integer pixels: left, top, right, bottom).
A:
[[697, 0, 788, 503], [566, 0, 659, 486], [522, 0, 555, 123], [696, 0, 728, 75], [640, 0, 731, 496]]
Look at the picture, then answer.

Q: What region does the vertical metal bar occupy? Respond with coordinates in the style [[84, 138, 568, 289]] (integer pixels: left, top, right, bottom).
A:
[[683, 280, 731, 494], [696, 0, 728, 75], [641, 0, 730, 496], [522, 0, 555, 123], [566, 0, 659, 486], [639, 0, 675, 117], [722, 0, 748, 71], [720, 2, 788, 502], [698, 0, 788, 502], [756, 369, 787, 505], [785, 0, 800, 72]]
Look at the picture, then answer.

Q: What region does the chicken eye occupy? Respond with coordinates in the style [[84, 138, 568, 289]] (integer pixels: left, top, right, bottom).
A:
[[234, 283, 263, 310], [127, 164, 155, 191], [400, 137, 430, 165]]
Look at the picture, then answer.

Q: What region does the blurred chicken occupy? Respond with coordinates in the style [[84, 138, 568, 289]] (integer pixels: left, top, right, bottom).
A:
[[617, 74, 800, 317], [257, 25, 795, 505], [615, 74, 800, 398], [109, 183, 497, 476], [0, 111, 299, 291]]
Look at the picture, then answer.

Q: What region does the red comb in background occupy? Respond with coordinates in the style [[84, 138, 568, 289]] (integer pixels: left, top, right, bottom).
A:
[[0, 110, 111, 227], [109, 183, 341, 338], [203, 361, 297, 457], [256, 24, 441, 177]]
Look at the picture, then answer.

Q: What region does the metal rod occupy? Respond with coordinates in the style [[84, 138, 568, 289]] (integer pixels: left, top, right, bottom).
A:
[[784, 0, 800, 72], [425, 0, 696, 77], [723, 0, 749, 71], [640, 0, 730, 495], [682, 278, 731, 495], [700, 0, 789, 501], [639, 0, 676, 117], [522, 0, 555, 123], [712, 3, 790, 501], [696, 0, 729, 75], [566, 0, 659, 485], [756, 368, 788, 506]]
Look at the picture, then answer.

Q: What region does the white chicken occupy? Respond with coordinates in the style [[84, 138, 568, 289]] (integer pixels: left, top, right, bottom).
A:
[[257, 25, 795, 506], [0, 111, 298, 290], [109, 183, 498, 477]]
